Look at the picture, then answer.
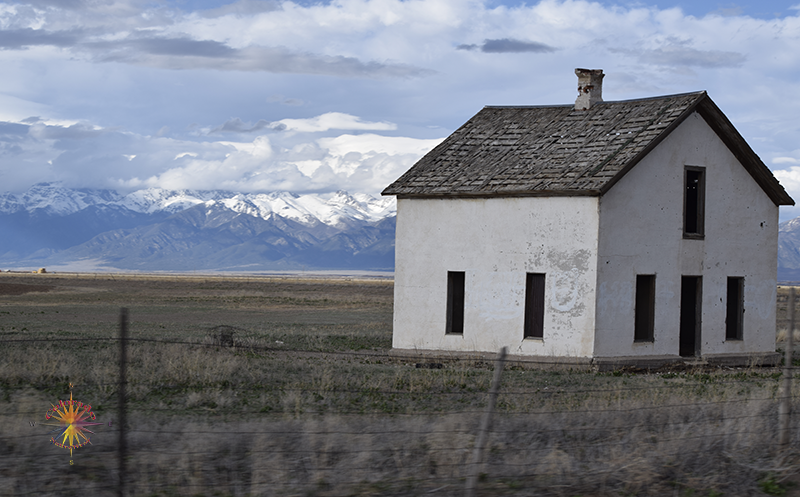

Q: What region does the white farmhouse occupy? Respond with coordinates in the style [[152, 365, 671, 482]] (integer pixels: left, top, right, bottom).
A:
[[382, 69, 794, 369]]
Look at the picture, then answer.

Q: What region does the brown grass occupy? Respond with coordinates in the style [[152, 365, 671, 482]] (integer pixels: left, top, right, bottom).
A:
[[1, 274, 800, 496]]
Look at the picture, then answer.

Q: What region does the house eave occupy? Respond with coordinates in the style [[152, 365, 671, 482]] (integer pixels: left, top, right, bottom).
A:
[[392, 190, 601, 200]]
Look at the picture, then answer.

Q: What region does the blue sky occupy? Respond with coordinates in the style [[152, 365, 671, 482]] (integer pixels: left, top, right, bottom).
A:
[[2, 0, 800, 219], [584, 0, 796, 18]]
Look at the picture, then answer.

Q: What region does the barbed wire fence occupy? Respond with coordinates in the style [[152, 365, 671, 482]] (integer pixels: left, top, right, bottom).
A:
[[2, 302, 800, 497]]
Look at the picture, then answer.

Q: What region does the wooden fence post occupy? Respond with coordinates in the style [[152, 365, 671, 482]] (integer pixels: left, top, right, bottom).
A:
[[465, 347, 507, 497], [780, 289, 794, 448], [118, 308, 128, 497]]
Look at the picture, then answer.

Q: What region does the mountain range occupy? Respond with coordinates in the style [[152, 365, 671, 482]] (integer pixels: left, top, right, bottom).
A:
[[778, 217, 800, 282], [0, 183, 396, 273], [6, 183, 800, 280]]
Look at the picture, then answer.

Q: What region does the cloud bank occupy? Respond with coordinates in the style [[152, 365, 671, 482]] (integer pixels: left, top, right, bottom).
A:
[[0, 0, 799, 218], [0, 115, 442, 195]]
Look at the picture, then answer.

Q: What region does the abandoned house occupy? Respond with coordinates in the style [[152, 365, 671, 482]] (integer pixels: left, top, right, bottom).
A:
[[382, 69, 794, 369]]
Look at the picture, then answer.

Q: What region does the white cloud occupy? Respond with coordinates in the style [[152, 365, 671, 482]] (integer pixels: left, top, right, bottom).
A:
[[307, 133, 443, 178], [773, 167, 800, 221], [774, 167, 800, 192], [217, 135, 273, 159], [209, 113, 397, 135], [318, 133, 442, 156], [277, 113, 397, 133], [1, 0, 800, 222], [120, 131, 442, 195], [25, 119, 443, 196]]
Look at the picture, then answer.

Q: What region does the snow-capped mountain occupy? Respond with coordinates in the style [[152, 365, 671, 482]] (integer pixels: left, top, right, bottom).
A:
[[0, 182, 395, 225], [0, 183, 396, 272], [7, 182, 800, 278], [0, 183, 123, 216], [779, 217, 800, 281]]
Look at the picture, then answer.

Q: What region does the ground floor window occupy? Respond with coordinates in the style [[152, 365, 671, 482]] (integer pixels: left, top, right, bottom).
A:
[[634, 275, 655, 342], [524, 273, 545, 339], [680, 276, 702, 357], [446, 271, 465, 334], [726, 276, 744, 341]]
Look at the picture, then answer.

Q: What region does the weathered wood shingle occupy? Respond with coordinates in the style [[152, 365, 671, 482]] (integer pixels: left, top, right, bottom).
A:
[[382, 91, 794, 206]]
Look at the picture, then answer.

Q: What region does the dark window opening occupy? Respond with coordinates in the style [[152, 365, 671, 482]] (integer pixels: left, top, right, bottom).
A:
[[524, 273, 546, 339], [446, 271, 465, 335], [726, 277, 744, 341], [684, 167, 705, 238], [680, 276, 702, 357], [634, 275, 656, 342]]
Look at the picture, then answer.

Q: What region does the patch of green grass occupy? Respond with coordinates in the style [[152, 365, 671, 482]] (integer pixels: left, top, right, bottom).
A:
[[759, 474, 787, 496]]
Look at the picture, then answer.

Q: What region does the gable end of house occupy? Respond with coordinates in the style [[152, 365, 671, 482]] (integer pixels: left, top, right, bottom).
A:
[[694, 97, 794, 206], [598, 94, 794, 206]]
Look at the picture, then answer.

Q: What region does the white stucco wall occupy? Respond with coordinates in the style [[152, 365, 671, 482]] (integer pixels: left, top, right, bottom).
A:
[[595, 111, 779, 359], [392, 196, 599, 358]]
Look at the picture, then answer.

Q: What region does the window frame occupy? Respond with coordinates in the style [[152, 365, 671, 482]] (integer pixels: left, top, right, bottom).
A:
[[524, 273, 546, 339], [683, 166, 706, 239], [446, 271, 466, 335], [634, 274, 656, 342], [725, 276, 744, 341]]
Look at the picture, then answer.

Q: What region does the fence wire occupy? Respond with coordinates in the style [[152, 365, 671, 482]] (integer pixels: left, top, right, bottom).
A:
[[1, 332, 799, 497]]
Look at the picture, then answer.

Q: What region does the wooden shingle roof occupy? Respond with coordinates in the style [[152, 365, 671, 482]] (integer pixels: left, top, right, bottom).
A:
[[382, 91, 794, 206]]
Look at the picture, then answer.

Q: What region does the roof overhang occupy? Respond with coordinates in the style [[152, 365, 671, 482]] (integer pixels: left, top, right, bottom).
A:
[[395, 190, 600, 200]]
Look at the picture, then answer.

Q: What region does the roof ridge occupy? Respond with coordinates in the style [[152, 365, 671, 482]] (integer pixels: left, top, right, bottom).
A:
[[484, 90, 707, 109]]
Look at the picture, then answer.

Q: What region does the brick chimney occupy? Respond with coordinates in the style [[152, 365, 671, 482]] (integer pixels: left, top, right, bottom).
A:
[[575, 68, 604, 111]]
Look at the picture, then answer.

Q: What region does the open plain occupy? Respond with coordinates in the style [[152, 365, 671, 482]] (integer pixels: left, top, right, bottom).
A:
[[1, 272, 800, 496]]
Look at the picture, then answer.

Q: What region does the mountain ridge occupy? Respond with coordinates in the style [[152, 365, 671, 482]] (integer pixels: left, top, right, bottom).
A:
[[6, 183, 800, 278], [0, 182, 395, 224], [0, 183, 396, 272]]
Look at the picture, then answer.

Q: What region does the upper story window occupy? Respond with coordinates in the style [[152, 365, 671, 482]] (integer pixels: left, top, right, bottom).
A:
[[684, 166, 706, 239]]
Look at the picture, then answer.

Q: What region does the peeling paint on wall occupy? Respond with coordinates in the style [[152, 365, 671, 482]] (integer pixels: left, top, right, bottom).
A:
[[548, 248, 592, 272], [550, 268, 582, 313], [526, 242, 546, 269]]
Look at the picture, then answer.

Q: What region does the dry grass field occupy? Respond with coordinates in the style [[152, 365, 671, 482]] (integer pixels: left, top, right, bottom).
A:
[[1, 273, 800, 496]]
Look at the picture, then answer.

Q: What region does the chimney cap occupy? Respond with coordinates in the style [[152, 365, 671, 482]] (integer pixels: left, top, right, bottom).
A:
[[575, 68, 604, 111], [575, 68, 604, 76]]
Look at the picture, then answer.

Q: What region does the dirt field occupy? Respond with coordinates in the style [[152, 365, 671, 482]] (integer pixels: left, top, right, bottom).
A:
[[1, 272, 800, 497]]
